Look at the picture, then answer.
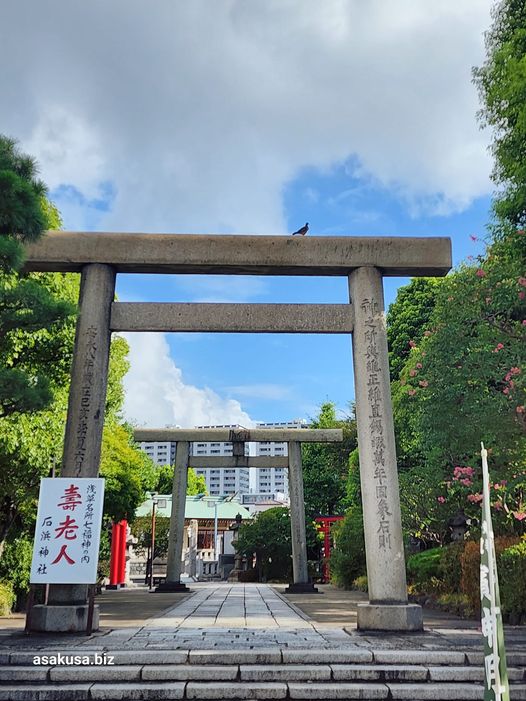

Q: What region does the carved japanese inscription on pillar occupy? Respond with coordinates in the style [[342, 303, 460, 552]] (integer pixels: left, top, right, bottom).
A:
[[362, 297, 392, 550], [74, 325, 98, 475]]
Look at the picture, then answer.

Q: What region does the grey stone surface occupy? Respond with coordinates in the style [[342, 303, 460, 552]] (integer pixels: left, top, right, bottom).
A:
[[111, 303, 355, 334], [240, 664, 331, 681], [60, 263, 116, 479], [189, 649, 282, 665], [388, 683, 485, 700], [25, 232, 452, 277], [356, 604, 423, 632], [348, 267, 409, 611], [0, 665, 50, 681], [165, 441, 189, 584], [428, 665, 486, 682], [288, 683, 388, 699], [50, 664, 140, 682], [282, 649, 373, 664], [142, 664, 238, 680], [0, 685, 91, 700], [331, 664, 428, 681], [288, 441, 309, 586], [108, 650, 188, 664], [372, 650, 466, 666], [90, 682, 185, 700], [186, 682, 288, 699], [135, 428, 343, 443], [29, 604, 100, 633], [508, 653, 526, 667]]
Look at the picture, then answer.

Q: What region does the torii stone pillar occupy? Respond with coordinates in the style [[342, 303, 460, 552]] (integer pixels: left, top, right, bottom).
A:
[[349, 267, 422, 631], [155, 441, 190, 592], [285, 441, 317, 593], [31, 264, 116, 632]]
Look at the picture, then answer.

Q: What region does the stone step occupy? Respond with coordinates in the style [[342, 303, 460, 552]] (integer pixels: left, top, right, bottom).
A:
[[1, 663, 525, 684], [4, 647, 525, 667], [1, 682, 525, 701]]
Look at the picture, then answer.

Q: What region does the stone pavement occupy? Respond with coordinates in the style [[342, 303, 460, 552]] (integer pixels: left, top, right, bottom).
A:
[[0, 582, 524, 652]]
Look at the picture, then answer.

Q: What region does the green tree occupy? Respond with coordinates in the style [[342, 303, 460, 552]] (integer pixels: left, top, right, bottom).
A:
[[386, 278, 442, 381], [100, 424, 157, 523], [329, 507, 366, 589], [301, 402, 357, 518], [473, 0, 526, 228], [155, 465, 207, 496], [235, 507, 320, 582], [0, 135, 75, 416]]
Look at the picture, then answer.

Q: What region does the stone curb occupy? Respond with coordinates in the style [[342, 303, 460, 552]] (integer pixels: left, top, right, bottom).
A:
[[185, 682, 287, 699]]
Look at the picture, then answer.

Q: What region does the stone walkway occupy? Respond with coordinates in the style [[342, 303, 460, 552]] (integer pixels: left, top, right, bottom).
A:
[[99, 583, 354, 650]]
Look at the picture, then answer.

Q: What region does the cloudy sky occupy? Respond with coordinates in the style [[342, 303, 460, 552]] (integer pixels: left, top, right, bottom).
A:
[[1, 0, 495, 427]]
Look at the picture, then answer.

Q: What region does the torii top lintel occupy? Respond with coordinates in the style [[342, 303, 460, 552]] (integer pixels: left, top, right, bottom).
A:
[[24, 231, 452, 277]]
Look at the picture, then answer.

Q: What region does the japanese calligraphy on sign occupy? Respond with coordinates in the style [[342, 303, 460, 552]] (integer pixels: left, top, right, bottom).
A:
[[30, 478, 105, 584], [75, 325, 98, 475], [361, 296, 392, 551]]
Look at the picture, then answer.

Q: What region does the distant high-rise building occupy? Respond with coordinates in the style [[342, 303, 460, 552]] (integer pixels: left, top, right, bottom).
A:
[[191, 424, 250, 497], [139, 440, 176, 466], [254, 419, 308, 496]]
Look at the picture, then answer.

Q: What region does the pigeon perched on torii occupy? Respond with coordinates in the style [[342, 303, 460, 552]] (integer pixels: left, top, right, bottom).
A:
[[291, 222, 309, 236]]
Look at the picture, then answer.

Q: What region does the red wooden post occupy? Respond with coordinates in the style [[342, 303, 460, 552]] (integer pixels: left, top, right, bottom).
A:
[[106, 522, 121, 589], [117, 520, 127, 586]]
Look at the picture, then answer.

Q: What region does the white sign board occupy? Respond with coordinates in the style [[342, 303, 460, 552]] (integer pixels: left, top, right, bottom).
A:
[[30, 478, 105, 584]]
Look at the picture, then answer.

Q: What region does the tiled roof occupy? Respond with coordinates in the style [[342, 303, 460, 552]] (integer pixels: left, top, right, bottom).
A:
[[136, 495, 251, 520]]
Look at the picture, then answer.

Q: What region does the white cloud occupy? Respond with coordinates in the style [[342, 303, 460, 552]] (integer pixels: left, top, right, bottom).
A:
[[121, 333, 254, 428], [1, 0, 493, 233]]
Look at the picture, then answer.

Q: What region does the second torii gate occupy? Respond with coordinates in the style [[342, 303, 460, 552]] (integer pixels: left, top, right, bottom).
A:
[[134, 426, 343, 593]]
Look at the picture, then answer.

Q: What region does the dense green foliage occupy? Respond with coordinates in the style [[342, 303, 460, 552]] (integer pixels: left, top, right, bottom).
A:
[[155, 465, 207, 497], [329, 506, 366, 588], [499, 538, 526, 621], [131, 515, 171, 561], [0, 135, 75, 417], [302, 402, 357, 518], [389, 0, 526, 546], [235, 507, 320, 581], [386, 278, 442, 381], [473, 0, 526, 227]]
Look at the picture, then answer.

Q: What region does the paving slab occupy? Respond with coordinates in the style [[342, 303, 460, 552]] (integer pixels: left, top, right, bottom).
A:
[[0, 685, 91, 700], [142, 664, 238, 681], [90, 682, 185, 700], [331, 664, 428, 682], [388, 683, 486, 700], [186, 682, 288, 699], [0, 664, 51, 681], [50, 664, 141, 682], [190, 649, 282, 665], [240, 664, 332, 681], [288, 682, 388, 699]]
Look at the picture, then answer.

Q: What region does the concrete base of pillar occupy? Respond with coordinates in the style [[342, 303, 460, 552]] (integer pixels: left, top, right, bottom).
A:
[[284, 583, 319, 594], [105, 584, 119, 590], [29, 604, 99, 633], [357, 603, 423, 631], [154, 581, 190, 593]]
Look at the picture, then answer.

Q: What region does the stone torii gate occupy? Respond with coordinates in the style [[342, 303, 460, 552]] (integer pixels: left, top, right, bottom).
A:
[[133, 426, 344, 594], [24, 231, 451, 633]]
